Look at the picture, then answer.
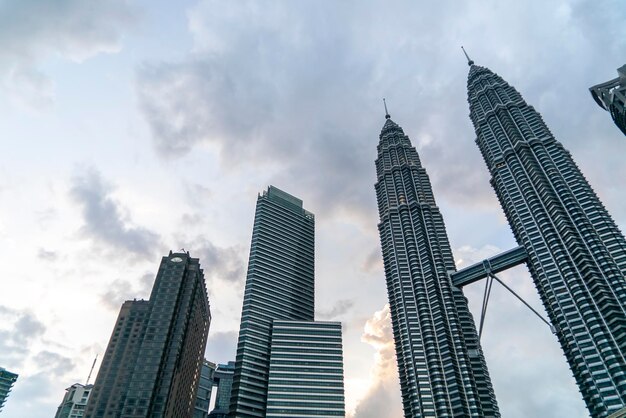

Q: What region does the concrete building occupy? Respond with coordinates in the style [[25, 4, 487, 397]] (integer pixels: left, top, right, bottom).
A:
[[55, 383, 93, 418], [85, 252, 211, 418], [0, 367, 18, 413], [374, 113, 499, 417], [590, 64, 626, 136]]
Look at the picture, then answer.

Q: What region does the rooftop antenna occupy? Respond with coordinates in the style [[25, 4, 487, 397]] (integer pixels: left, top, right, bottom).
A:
[[461, 46, 474, 66], [383, 98, 390, 119], [86, 354, 98, 385]]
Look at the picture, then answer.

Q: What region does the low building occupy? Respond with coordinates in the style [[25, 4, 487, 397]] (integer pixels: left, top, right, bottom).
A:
[[55, 383, 93, 418]]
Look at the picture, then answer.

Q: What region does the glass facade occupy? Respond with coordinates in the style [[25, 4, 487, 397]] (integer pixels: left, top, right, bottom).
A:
[[193, 360, 216, 418], [209, 361, 235, 417], [230, 186, 315, 417], [467, 63, 626, 416], [374, 116, 499, 417], [85, 252, 211, 418], [267, 321, 345, 417]]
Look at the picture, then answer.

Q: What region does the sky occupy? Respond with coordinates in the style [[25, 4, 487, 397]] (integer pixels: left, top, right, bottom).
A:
[[0, 0, 625, 417]]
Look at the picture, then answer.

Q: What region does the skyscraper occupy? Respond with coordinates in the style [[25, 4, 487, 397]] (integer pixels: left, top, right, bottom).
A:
[[0, 367, 18, 413], [229, 186, 345, 417], [86, 252, 211, 418], [55, 383, 93, 418], [466, 59, 626, 416], [374, 114, 499, 417], [267, 321, 345, 417], [193, 360, 216, 418], [590, 64, 626, 136]]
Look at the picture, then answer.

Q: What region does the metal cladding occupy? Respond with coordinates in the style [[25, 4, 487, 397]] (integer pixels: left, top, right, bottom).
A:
[[229, 186, 316, 417], [374, 118, 499, 417], [467, 63, 626, 416], [590, 64, 626, 137]]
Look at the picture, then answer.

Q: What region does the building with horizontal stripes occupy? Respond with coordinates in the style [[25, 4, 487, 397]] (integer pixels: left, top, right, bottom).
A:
[[229, 186, 345, 417], [466, 58, 626, 416], [0, 367, 18, 413], [267, 321, 345, 417]]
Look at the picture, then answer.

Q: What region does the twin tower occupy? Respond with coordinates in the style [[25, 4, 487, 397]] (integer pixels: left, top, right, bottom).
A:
[[376, 60, 626, 417]]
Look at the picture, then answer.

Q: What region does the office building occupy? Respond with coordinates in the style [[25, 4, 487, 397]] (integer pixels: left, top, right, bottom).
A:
[[267, 321, 345, 417], [466, 58, 626, 416], [374, 113, 499, 416], [0, 367, 18, 412], [208, 361, 235, 418], [193, 360, 216, 418], [590, 64, 626, 136], [230, 186, 345, 417], [85, 252, 211, 418], [55, 383, 93, 418]]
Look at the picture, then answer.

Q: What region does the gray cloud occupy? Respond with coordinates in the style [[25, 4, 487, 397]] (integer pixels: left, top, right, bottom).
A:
[[99, 273, 154, 311], [187, 238, 246, 284], [70, 167, 161, 258], [361, 247, 383, 274], [0, 306, 46, 366], [205, 330, 238, 365], [316, 299, 354, 320], [0, 0, 136, 108], [37, 248, 58, 261]]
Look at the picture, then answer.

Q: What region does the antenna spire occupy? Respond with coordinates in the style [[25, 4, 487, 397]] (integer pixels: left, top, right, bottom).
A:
[[86, 354, 98, 385], [461, 46, 474, 66], [383, 98, 390, 119]]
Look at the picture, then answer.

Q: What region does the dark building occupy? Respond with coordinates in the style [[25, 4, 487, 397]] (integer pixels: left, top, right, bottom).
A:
[[229, 186, 345, 417], [0, 367, 18, 413], [229, 186, 315, 417], [208, 362, 235, 418], [86, 252, 211, 418], [466, 58, 626, 416], [590, 64, 626, 136], [193, 360, 216, 418], [374, 113, 499, 417]]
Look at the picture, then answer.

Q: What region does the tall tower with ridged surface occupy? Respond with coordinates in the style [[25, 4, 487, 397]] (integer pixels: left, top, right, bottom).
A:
[[465, 56, 626, 417], [374, 109, 500, 417]]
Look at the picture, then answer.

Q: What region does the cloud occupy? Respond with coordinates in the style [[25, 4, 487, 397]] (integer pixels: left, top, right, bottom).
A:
[[0, 0, 136, 108], [37, 248, 58, 261], [316, 299, 354, 320], [187, 238, 246, 284], [205, 331, 238, 365], [361, 247, 383, 274], [70, 167, 161, 258], [352, 304, 402, 418], [99, 273, 154, 311], [0, 306, 46, 365]]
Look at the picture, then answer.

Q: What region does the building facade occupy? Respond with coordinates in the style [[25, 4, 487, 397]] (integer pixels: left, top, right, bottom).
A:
[[208, 361, 235, 418], [590, 64, 626, 136], [55, 383, 93, 418], [85, 252, 211, 418], [193, 360, 216, 418], [229, 186, 316, 417], [0, 367, 18, 413], [230, 186, 345, 417], [466, 61, 626, 416], [374, 115, 500, 417], [267, 321, 345, 417]]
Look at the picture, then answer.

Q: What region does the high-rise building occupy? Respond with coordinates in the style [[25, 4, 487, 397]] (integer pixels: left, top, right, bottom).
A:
[[267, 321, 345, 417], [466, 59, 626, 416], [0, 367, 18, 413], [590, 64, 626, 136], [193, 360, 216, 418], [208, 361, 235, 418], [374, 114, 500, 417], [229, 186, 345, 417], [85, 252, 211, 418], [55, 383, 93, 418]]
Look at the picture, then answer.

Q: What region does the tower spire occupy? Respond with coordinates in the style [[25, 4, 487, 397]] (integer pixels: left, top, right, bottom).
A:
[[383, 98, 390, 119], [461, 46, 474, 66]]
